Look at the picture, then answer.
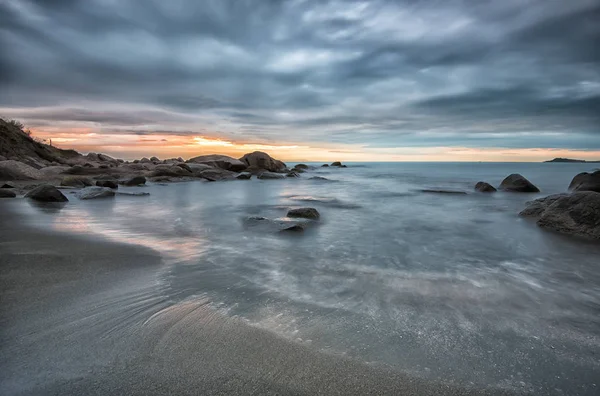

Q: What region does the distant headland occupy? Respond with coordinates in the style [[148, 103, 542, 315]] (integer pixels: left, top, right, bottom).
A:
[[544, 158, 600, 163]]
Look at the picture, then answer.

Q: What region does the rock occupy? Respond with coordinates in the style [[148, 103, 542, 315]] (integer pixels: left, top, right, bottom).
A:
[[140, 157, 151, 163], [280, 224, 305, 232], [0, 160, 44, 180], [519, 194, 569, 217], [25, 184, 69, 202], [61, 176, 93, 188], [150, 176, 174, 183], [239, 151, 286, 173], [257, 171, 286, 180], [0, 155, 6, 161], [474, 182, 497, 193], [96, 180, 119, 189], [287, 171, 300, 178], [187, 163, 214, 174], [321, 164, 329, 167], [121, 176, 146, 186], [1, 183, 14, 188], [187, 155, 247, 172], [175, 163, 192, 173], [568, 171, 600, 192], [133, 159, 140, 164], [420, 189, 467, 195], [309, 176, 329, 181], [117, 192, 150, 197], [294, 164, 309, 170], [242, 216, 312, 233], [236, 173, 252, 180], [150, 164, 192, 177], [292, 168, 306, 173], [287, 207, 320, 220], [499, 174, 540, 193], [76, 186, 116, 200], [83, 162, 95, 168], [331, 161, 343, 167], [150, 156, 160, 163], [0, 189, 16, 198], [534, 192, 600, 240], [38, 165, 71, 177], [197, 168, 236, 181]]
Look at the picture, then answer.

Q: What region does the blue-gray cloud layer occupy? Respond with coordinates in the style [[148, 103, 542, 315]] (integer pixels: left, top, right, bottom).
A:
[[1, 0, 599, 149]]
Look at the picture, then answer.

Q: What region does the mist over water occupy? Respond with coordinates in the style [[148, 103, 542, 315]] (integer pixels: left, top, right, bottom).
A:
[[10, 162, 600, 394]]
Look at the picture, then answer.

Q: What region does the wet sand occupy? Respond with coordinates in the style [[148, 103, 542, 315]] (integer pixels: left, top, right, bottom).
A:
[[0, 204, 517, 395]]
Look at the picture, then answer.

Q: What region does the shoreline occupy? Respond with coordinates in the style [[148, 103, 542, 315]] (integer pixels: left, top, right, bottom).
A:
[[0, 203, 516, 395]]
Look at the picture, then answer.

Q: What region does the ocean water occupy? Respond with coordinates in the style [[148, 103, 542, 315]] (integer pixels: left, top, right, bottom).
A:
[[8, 162, 600, 394]]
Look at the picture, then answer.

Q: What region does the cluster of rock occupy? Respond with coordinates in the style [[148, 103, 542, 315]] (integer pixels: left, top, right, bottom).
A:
[[474, 174, 540, 193], [243, 207, 321, 233], [321, 161, 347, 168]]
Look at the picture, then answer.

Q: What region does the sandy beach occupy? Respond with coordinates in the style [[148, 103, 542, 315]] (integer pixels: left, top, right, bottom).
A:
[[0, 202, 519, 396]]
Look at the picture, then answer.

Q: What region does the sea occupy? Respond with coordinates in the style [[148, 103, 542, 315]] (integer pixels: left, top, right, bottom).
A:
[[8, 162, 600, 394]]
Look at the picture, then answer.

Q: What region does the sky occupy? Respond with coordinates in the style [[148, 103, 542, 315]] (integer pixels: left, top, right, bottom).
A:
[[1, 0, 599, 162]]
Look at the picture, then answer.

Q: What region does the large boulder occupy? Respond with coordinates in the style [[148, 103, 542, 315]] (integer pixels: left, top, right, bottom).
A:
[[197, 168, 236, 181], [187, 163, 214, 174], [187, 155, 247, 172], [523, 192, 600, 240], [474, 181, 497, 193], [499, 174, 540, 193], [331, 161, 343, 167], [519, 194, 569, 217], [150, 164, 192, 177], [0, 160, 43, 180], [239, 151, 286, 173], [287, 207, 320, 220], [257, 171, 285, 180], [121, 176, 146, 186], [294, 164, 309, 170], [568, 171, 600, 192], [76, 186, 116, 200], [96, 180, 119, 189], [61, 176, 93, 188], [0, 189, 16, 198], [25, 184, 69, 202]]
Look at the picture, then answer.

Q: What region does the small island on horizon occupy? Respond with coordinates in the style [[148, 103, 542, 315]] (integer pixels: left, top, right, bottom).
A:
[[544, 158, 600, 163]]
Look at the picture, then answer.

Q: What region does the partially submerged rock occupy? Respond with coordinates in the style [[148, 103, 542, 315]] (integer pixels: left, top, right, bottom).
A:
[[294, 164, 309, 170], [475, 181, 497, 192], [499, 174, 540, 193], [76, 186, 116, 200], [420, 189, 467, 195], [286, 171, 300, 178], [25, 184, 69, 202], [257, 171, 285, 180], [239, 151, 286, 173], [519, 194, 569, 217], [96, 180, 119, 189], [321, 164, 329, 167], [150, 164, 192, 177], [0, 189, 16, 198], [287, 207, 320, 220], [236, 172, 252, 180], [121, 176, 146, 186], [61, 176, 93, 188], [523, 192, 600, 240], [197, 168, 236, 181], [0, 160, 43, 180], [331, 161, 343, 167], [568, 171, 600, 192], [242, 216, 313, 233], [187, 154, 247, 172]]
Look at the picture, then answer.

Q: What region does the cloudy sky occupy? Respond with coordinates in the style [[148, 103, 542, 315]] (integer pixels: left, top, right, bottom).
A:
[[1, 0, 599, 161]]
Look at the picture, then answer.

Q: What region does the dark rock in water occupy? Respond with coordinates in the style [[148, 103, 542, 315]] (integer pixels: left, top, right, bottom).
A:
[[281, 224, 305, 232], [257, 171, 286, 180], [287, 207, 320, 220], [287, 171, 300, 178], [96, 180, 119, 189], [239, 151, 287, 173], [294, 164, 309, 170], [499, 174, 540, 192], [122, 176, 146, 186], [25, 184, 69, 202], [61, 176, 93, 188], [117, 192, 150, 197], [568, 171, 600, 192], [242, 216, 312, 233], [532, 192, 600, 240], [236, 172, 252, 180], [321, 164, 329, 167], [420, 189, 467, 195], [0, 189, 16, 198], [309, 176, 329, 181], [76, 186, 116, 200], [519, 194, 569, 217], [292, 167, 306, 173], [475, 182, 497, 193], [331, 161, 343, 167], [1, 183, 15, 188], [197, 168, 236, 181], [187, 154, 247, 172]]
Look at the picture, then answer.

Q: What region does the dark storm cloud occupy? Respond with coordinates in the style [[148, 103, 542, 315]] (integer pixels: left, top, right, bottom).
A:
[[1, 0, 599, 150]]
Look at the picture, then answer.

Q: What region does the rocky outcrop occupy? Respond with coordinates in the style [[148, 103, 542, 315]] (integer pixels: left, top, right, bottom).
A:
[[150, 156, 160, 163], [25, 184, 69, 202], [257, 171, 285, 180], [197, 168, 236, 181], [0, 160, 44, 180], [420, 189, 467, 195], [499, 174, 540, 193], [187, 155, 247, 172], [294, 164, 309, 170], [186, 163, 214, 174], [96, 180, 119, 189], [287, 207, 320, 220], [121, 176, 146, 186], [520, 192, 600, 240], [61, 176, 93, 188], [242, 216, 313, 233], [331, 161, 343, 167], [150, 164, 192, 177], [475, 182, 497, 192], [76, 186, 116, 200], [239, 151, 286, 173], [0, 189, 16, 198], [568, 171, 600, 192], [519, 194, 569, 217], [321, 164, 329, 167]]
